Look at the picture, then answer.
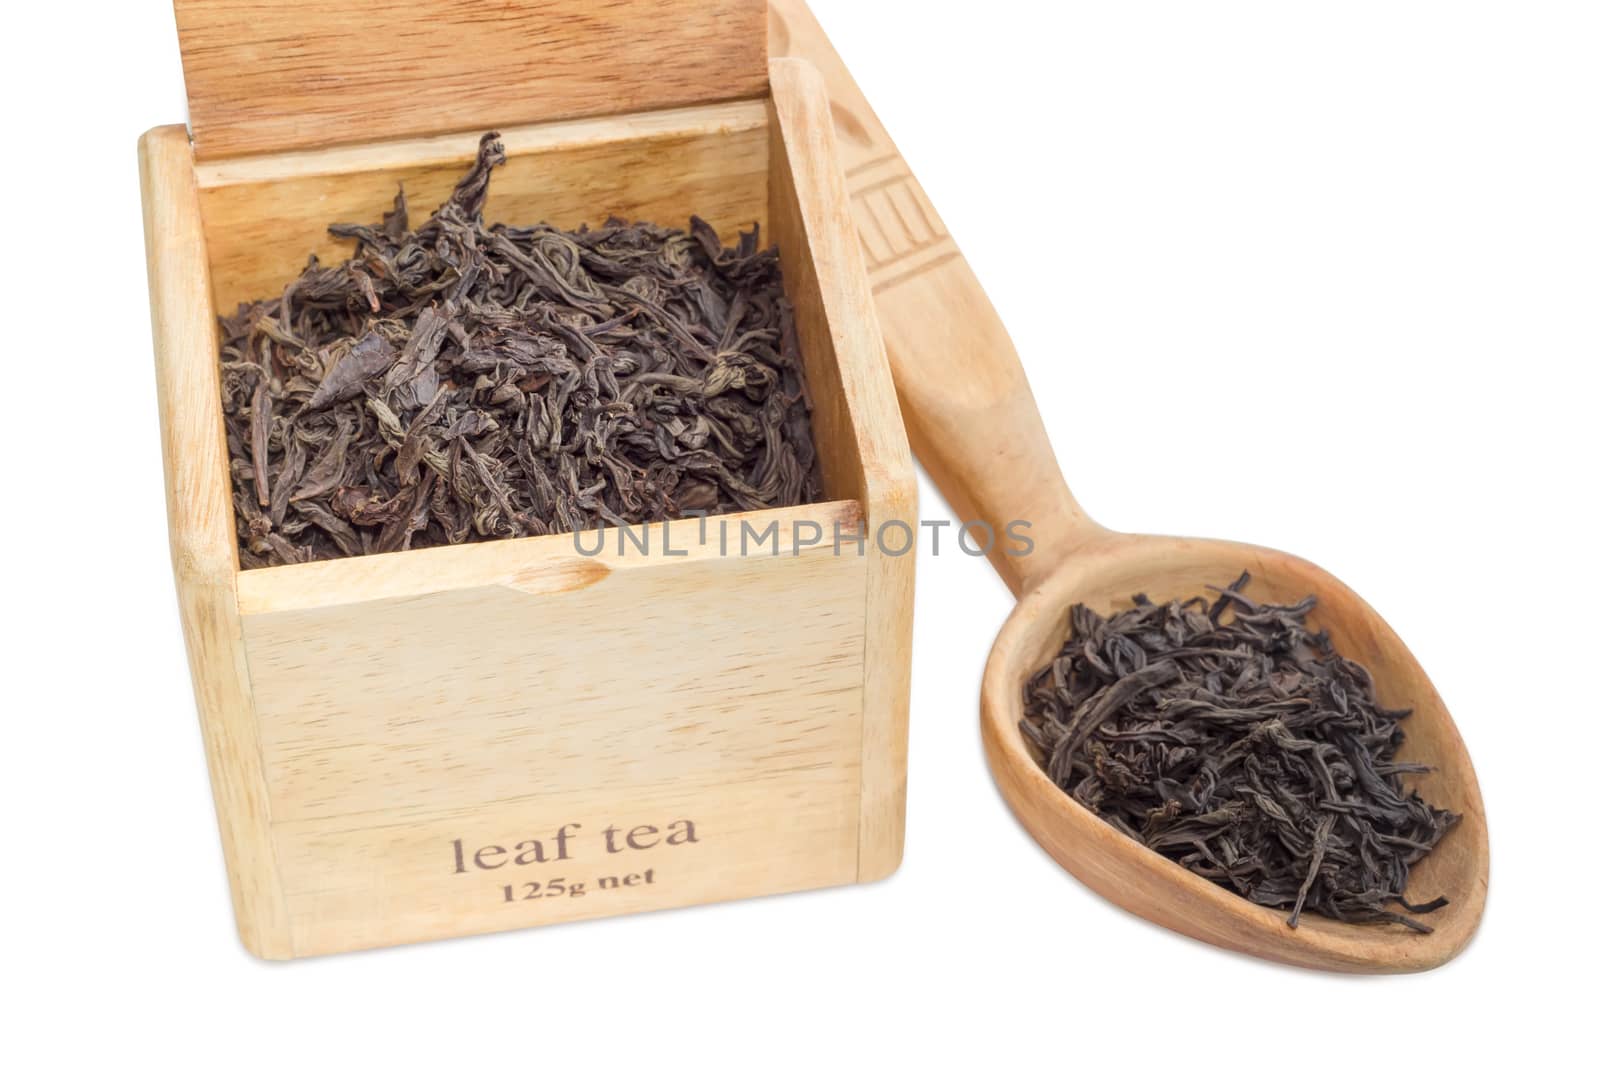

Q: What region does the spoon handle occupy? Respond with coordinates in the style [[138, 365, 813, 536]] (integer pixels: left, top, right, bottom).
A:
[[770, 0, 1103, 596]]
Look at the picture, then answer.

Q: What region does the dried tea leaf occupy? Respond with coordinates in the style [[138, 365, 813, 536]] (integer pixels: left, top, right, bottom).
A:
[[1022, 572, 1460, 932], [219, 132, 821, 567]]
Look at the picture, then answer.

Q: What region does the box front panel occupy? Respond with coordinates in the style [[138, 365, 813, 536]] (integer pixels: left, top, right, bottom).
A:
[[240, 538, 865, 956]]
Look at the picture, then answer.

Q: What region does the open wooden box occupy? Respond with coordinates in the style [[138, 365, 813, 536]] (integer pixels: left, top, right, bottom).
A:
[[139, 0, 914, 959]]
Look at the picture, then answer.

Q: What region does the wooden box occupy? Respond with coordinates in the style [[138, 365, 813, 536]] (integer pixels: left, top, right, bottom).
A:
[[139, 0, 914, 959]]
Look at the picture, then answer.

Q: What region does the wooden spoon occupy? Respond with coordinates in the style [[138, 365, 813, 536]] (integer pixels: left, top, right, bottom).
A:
[[771, 0, 1488, 972]]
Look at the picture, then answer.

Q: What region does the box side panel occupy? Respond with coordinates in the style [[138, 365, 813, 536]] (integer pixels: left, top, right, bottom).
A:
[[241, 532, 865, 956], [197, 101, 772, 312], [141, 125, 293, 958], [768, 61, 918, 881]]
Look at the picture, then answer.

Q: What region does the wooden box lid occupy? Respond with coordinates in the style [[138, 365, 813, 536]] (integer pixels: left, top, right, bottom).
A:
[[173, 0, 769, 161]]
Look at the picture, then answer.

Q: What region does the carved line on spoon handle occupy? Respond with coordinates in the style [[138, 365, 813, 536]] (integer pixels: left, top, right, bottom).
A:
[[770, 0, 1102, 595]]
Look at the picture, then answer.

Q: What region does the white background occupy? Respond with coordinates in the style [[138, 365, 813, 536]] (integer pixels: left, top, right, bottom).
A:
[[5, 1, 1596, 1062]]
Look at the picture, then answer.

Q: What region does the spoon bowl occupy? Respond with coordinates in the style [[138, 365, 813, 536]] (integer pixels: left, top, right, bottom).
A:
[[981, 532, 1488, 972], [772, 0, 1489, 972]]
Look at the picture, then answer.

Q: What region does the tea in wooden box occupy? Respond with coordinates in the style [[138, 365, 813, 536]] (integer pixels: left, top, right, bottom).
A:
[[140, 0, 915, 958]]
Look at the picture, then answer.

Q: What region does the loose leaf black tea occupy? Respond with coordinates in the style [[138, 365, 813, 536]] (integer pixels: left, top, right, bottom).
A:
[[218, 132, 820, 568], [1022, 573, 1459, 932]]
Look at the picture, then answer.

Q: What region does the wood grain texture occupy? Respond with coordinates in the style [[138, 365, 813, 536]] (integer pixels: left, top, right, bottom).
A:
[[768, 58, 916, 880], [140, 125, 292, 959], [774, 0, 1488, 971], [199, 101, 771, 312], [769, 1, 1099, 596], [174, 0, 770, 160], [144, 63, 916, 954], [241, 505, 866, 956]]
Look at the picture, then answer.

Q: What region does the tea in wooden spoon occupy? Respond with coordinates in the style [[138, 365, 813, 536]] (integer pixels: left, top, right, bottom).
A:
[[1022, 572, 1458, 933]]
